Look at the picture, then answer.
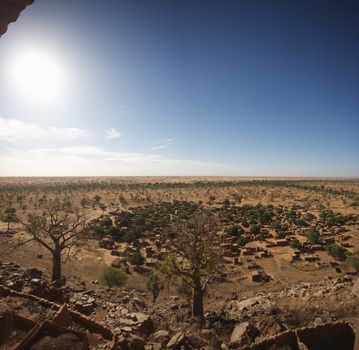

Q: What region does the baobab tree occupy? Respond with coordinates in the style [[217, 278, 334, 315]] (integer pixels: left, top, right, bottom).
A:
[[161, 214, 220, 321], [19, 201, 87, 281]]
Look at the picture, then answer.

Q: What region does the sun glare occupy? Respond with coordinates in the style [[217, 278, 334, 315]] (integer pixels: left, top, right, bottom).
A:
[[10, 49, 66, 102]]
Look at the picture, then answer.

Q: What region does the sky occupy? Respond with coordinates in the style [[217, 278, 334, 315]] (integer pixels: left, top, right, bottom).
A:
[[0, 0, 358, 177]]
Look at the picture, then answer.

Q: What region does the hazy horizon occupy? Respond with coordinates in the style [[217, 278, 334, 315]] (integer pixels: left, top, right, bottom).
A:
[[0, 0, 358, 177]]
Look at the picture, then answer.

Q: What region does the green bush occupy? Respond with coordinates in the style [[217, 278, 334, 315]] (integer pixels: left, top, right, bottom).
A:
[[223, 199, 230, 206], [304, 229, 320, 244], [237, 236, 250, 246], [99, 217, 113, 228], [250, 225, 260, 235], [227, 225, 239, 237], [345, 254, 359, 271], [290, 239, 301, 249], [122, 228, 142, 243], [100, 267, 127, 290], [128, 251, 145, 265], [326, 244, 347, 259], [147, 272, 164, 303]]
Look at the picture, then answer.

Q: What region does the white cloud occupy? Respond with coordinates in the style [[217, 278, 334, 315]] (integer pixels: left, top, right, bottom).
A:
[[48, 127, 88, 139], [0, 118, 89, 142], [0, 145, 232, 176], [150, 138, 174, 150], [105, 128, 122, 140], [0, 118, 46, 141]]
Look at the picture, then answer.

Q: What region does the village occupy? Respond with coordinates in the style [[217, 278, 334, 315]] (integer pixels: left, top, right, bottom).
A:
[[0, 179, 358, 349], [92, 200, 358, 285]]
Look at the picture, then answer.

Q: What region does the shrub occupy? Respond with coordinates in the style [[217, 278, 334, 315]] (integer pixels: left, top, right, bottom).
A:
[[326, 244, 347, 259], [227, 225, 239, 237], [100, 267, 127, 290], [108, 226, 121, 239], [304, 229, 320, 244], [241, 219, 249, 228], [250, 225, 260, 235], [128, 251, 145, 265], [99, 217, 113, 228], [237, 236, 250, 246], [147, 272, 164, 303], [290, 239, 301, 249], [345, 254, 359, 271], [223, 199, 230, 206], [122, 228, 142, 243]]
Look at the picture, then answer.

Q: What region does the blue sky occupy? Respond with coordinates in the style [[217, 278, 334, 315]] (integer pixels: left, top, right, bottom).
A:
[[0, 0, 358, 176]]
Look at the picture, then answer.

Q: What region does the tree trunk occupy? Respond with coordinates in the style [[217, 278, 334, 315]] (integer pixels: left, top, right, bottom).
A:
[[192, 276, 204, 321], [52, 250, 62, 281], [7, 222, 10, 232]]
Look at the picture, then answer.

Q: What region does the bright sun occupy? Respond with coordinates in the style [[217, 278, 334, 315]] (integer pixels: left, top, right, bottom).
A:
[[10, 50, 66, 102]]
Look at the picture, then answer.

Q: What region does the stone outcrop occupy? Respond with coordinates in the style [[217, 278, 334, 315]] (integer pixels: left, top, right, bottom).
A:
[[229, 322, 260, 348], [0, 302, 14, 345], [0, 0, 34, 37]]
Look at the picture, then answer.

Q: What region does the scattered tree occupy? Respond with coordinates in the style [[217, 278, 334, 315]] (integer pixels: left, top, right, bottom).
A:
[[147, 272, 164, 303], [100, 266, 127, 290], [19, 202, 86, 281], [161, 214, 219, 321], [1, 208, 19, 232]]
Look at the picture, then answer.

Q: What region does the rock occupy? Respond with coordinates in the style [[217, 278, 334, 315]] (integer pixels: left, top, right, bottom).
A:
[[201, 329, 220, 348], [0, 303, 14, 345], [153, 330, 170, 343], [71, 285, 85, 293], [130, 312, 154, 336], [30, 333, 82, 350], [74, 301, 95, 315], [26, 267, 43, 279], [166, 332, 184, 348], [30, 278, 41, 285], [127, 334, 145, 350], [229, 322, 259, 348], [256, 316, 284, 337], [132, 296, 147, 309], [0, 0, 34, 37], [351, 278, 359, 297]]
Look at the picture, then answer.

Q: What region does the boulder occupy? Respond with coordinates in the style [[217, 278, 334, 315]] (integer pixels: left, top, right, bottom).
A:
[[30, 333, 82, 350], [153, 329, 170, 343], [229, 322, 259, 348], [351, 278, 359, 297], [201, 329, 220, 348], [0, 303, 14, 345], [166, 332, 185, 348], [127, 334, 145, 350], [256, 316, 284, 338], [26, 267, 43, 279], [130, 312, 154, 336]]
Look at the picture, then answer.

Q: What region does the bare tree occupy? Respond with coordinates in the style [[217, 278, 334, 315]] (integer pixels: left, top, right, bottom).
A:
[[19, 201, 87, 281], [161, 214, 220, 321]]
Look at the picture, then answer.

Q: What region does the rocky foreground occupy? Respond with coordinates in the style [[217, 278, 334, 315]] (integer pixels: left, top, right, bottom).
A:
[[0, 261, 358, 349]]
